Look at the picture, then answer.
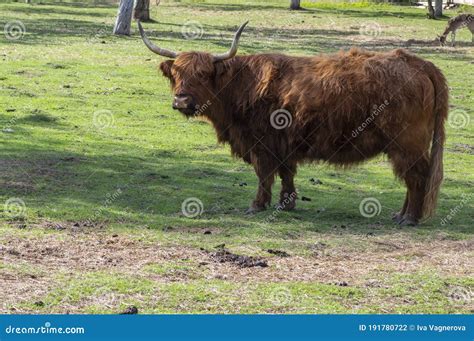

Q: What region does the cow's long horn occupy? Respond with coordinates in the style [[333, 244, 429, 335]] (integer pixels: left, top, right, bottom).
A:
[[137, 21, 178, 59], [213, 21, 248, 62]]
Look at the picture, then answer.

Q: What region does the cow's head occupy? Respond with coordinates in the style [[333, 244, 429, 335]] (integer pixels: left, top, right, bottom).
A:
[[138, 21, 248, 117]]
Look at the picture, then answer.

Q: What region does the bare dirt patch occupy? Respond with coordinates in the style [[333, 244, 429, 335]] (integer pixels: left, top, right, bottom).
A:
[[0, 232, 202, 274], [2, 229, 471, 284], [1, 226, 473, 312], [0, 276, 51, 313], [0, 229, 205, 312], [201, 234, 474, 285]]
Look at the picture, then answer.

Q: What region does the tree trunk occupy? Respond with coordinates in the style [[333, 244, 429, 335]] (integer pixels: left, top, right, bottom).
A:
[[427, 0, 435, 19], [434, 0, 443, 18], [134, 0, 151, 22], [113, 0, 134, 36], [290, 0, 301, 10]]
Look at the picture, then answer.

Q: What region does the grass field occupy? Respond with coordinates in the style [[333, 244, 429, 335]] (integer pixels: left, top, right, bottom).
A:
[[0, 0, 473, 314]]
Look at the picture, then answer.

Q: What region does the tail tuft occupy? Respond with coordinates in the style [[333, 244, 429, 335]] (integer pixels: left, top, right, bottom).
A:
[[422, 65, 449, 219]]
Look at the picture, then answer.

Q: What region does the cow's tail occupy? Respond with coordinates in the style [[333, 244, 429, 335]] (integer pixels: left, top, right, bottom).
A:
[[422, 65, 449, 219]]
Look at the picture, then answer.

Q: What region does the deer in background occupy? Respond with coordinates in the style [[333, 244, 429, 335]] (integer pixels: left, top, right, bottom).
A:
[[438, 14, 474, 46]]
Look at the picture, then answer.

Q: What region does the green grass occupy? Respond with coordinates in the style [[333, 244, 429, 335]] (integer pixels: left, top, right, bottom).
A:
[[0, 0, 473, 314]]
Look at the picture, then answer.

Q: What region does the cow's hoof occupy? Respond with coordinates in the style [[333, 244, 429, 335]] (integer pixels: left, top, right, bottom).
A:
[[245, 206, 266, 215], [278, 192, 297, 211], [398, 215, 418, 226]]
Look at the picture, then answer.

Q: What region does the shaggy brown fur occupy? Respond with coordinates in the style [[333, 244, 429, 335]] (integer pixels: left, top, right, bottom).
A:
[[158, 48, 448, 226]]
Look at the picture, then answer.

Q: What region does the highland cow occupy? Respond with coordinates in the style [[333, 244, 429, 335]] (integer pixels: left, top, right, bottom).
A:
[[138, 21, 448, 226]]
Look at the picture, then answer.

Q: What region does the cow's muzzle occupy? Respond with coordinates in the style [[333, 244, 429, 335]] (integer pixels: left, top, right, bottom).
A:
[[172, 94, 196, 115]]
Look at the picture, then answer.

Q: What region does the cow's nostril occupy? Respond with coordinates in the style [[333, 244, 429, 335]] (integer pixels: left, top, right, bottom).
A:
[[173, 94, 193, 109], [172, 94, 194, 111]]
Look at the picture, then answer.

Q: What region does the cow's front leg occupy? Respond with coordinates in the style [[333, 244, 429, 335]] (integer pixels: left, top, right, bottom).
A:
[[246, 154, 276, 214], [277, 162, 297, 211]]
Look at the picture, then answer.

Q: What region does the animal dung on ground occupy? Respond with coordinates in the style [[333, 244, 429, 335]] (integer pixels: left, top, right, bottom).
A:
[[120, 306, 138, 314], [210, 249, 268, 268], [267, 249, 290, 257], [333, 281, 349, 287]]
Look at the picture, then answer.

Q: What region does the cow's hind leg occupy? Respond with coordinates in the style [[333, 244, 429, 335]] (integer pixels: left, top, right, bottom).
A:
[[277, 162, 297, 211], [390, 152, 430, 226], [392, 192, 408, 223], [246, 153, 276, 214]]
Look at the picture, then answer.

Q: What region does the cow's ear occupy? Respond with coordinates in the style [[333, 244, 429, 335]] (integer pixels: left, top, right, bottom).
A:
[[160, 60, 174, 79]]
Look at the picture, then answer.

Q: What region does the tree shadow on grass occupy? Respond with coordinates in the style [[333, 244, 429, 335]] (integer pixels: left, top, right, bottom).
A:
[[304, 7, 425, 19], [175, 1, 426, 20], [8, 16, 470, 62], [19, 1, 117, 9], [174, 2, 290, 12], [1, 130, 472, 237], [6, 4, 113, 17], [7, 17, 359, 46], [3, 8, 470, 61], [2, 18, 114, 45]]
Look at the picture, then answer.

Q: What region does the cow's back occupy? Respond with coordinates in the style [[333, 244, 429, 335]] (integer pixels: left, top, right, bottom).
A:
[[273, 48, 438, 164]]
